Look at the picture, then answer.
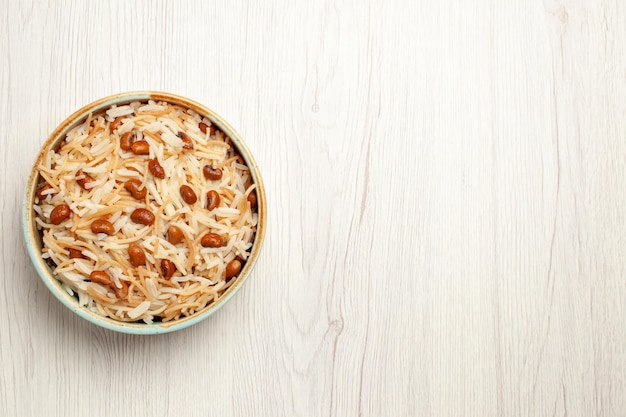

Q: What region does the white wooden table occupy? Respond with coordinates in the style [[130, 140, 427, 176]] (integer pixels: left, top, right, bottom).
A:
[[1, 1, 625, 415]]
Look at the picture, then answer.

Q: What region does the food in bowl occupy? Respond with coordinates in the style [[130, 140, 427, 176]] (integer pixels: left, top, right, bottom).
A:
[[32, 99, 259, 324]]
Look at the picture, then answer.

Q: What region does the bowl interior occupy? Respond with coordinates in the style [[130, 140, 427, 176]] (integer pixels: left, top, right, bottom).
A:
[[23, 92, 266, 334]]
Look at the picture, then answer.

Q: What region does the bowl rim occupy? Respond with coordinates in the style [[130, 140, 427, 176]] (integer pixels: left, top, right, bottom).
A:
[[22, 91, 266, 335]]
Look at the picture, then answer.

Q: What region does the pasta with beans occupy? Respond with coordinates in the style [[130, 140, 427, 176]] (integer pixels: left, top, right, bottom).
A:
[[33, 100, 258, 323]]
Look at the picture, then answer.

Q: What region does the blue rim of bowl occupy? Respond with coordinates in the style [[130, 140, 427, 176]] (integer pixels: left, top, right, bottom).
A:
[[22, 91, 266, 335]]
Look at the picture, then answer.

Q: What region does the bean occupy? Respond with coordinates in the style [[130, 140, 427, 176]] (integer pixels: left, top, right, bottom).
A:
[[123, 178, 147, 200], [112, 280, 129, 299], [199, 122, 217, 136], [130, 208, 155, 226], [76, 169, 96, 190], [203, 165, 222, 180], [110, 117, 124, 131], [201, 233, 223, 248], [91, 219, 115, 235], [148, 158, 165, 179], [127, 243, 146, 267], [36, 184, 55, 200], [206, 190, 220, 211], [225, 258, 242, 279], [120, 131, 135, 151], [167, 225, 184, 245], [131, 140, 150, 155], [89, 270, 111, 285], [160, 259, 176, 279], [179, 185, 197, 204], [177, 132, 193, 150], [247, 191, 258, 209], [50, 204, 71, 225], [69, 248, 85, 259]]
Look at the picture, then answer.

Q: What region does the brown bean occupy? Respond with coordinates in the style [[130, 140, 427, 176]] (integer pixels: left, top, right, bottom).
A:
[[131, 140, 150, 155], [206, 190, 220, 211], [123, 178, 147, 200], [91, 219, 115, 235], [225, 258, 242, 279], [50, 204, 71, 225], [160, 259, 176, 279], [199, 122, 217, 136], [247, 191, 257, 209], [167, 225, 184, 245], [201, 233, 224, 248], [120, 131, 135, 151], [203, 165, 222, 180], [179, 185, 197, 204], [127, 243, 146, 267], [130, 208, 155, 226], [89, 270, 111, 285], [36, 184, 55, 200], [69, 248, 85, 259], [110, 117, 124, 131], [148, 158, 165, 179], [182, 137, 193, 150], [177, 132, 193, 150], [112, 280, 129, 299], [76, 169, 96, 190]]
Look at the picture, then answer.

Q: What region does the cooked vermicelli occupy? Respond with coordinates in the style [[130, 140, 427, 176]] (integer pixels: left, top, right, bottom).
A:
[[33, 100, 258, 323]]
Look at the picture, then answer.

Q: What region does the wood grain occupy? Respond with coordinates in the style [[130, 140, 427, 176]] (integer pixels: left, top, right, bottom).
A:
[[1, 0, 625, 415]]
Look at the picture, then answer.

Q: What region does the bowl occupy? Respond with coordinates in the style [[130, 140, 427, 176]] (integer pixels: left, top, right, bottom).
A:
[[22, 91, 266, 334]]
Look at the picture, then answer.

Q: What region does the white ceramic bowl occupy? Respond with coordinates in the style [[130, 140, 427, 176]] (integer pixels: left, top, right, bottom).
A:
[[23, 92, 266, 334]]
